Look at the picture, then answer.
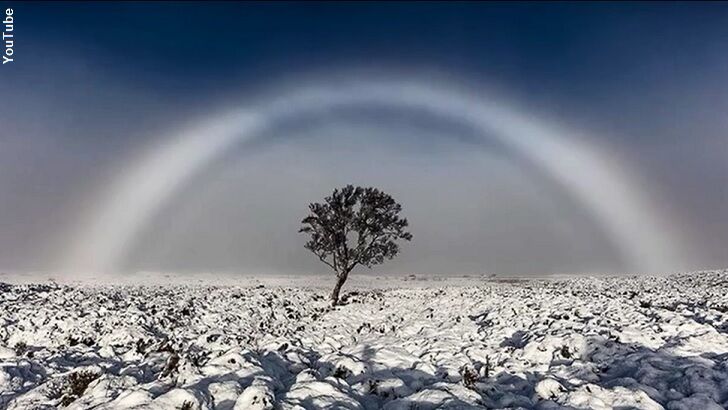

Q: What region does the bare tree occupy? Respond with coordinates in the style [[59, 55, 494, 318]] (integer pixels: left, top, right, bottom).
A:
[[299, 185, 412, 305]]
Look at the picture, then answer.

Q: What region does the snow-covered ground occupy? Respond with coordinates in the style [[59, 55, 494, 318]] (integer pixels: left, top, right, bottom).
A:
[[1, 271, 728, 409]]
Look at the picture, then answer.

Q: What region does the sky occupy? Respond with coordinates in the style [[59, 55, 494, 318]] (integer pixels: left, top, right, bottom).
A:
[[0, 2, 727, 276]]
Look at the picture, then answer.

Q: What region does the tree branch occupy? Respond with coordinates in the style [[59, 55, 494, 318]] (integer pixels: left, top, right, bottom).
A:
[[315, 252, 336, 272]]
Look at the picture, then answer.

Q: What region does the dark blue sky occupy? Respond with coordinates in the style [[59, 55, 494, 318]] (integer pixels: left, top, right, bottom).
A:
[[15, 2, 728, 111], [6, 1, 725, 149], [1, 2, 727, 274]]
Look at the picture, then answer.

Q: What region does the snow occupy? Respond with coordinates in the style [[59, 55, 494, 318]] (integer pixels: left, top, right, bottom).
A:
[[1, 270, 727, 409]]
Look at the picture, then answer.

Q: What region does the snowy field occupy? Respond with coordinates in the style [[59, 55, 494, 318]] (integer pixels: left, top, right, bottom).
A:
[[1, 271, 728, 410]]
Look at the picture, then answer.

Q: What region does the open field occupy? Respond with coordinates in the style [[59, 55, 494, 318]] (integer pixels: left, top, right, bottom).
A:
[[1, 271, 728, 409]]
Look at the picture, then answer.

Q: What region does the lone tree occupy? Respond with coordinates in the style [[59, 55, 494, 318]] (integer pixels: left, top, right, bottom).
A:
[[299, 185, 412, 305]]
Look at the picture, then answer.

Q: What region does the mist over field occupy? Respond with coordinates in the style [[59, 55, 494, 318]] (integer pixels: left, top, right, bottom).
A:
[[1, 2, 727, 277]]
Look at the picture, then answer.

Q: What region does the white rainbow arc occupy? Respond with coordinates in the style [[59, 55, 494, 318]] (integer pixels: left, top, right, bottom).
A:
[[64, 79, 683, 274]]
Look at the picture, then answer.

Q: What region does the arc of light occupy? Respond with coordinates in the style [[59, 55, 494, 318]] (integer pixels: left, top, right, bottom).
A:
[[64, 79, 682, 274]]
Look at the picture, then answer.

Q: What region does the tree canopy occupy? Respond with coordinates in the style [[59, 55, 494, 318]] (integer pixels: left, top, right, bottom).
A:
[[299, 185, 412, 304]]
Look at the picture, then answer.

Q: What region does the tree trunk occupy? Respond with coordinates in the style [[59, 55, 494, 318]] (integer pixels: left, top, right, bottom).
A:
[[330, 271, 349, 306]]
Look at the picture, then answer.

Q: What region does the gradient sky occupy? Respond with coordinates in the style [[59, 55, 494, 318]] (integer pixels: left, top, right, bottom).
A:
[[1, 2, 727, 276]]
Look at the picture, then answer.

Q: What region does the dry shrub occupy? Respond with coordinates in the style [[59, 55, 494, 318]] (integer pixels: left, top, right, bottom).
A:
[[45, 370, 100, 407]]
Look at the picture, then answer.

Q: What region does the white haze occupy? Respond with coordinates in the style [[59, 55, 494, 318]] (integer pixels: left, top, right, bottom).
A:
[[127, 122, 621, 276]]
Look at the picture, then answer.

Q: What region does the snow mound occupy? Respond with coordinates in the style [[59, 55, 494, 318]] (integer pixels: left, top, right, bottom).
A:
[[1, 270, 728, 409]]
